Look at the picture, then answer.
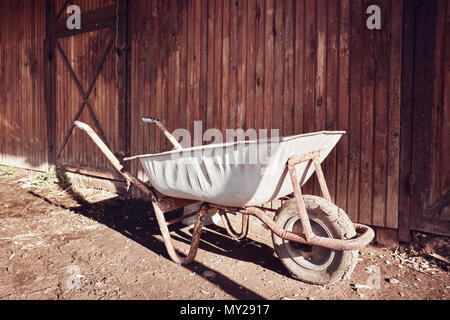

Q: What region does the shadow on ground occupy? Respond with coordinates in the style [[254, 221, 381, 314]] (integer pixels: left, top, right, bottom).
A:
[[28, 190, 290, 299]]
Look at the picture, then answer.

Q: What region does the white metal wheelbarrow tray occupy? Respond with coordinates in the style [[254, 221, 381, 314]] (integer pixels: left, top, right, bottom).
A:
[[74, 119, 374, 286], [128, 131, 343, 208]]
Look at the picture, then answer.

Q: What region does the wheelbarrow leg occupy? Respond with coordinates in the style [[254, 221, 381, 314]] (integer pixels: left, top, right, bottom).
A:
[[218, 210, 249, 240], [152, 201, 207, 264]]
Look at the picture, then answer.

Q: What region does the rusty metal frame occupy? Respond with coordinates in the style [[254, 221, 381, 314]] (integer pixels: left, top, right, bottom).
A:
[[239, 152, 374, 251], [74, 121, 374, 264], [218, 210, 249, 240]]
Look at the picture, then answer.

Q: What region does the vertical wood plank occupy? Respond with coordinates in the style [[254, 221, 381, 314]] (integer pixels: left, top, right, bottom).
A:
[[398, 0, 416, 241], [263, 0, 274, 131], [283, 0, 294, 136], [293, 0, 305, 135], [441, 1, 450, 197], [236, 0, 247, 129], [336, 0, 351, 214], [213, 0, 223, 134], [324, 0, 339, 202], [221, 0, 230, 133], [206, 0, 215, 130], [193, 0, 202, 132], [347, 0, 363, 223], [254, 0, 265, 132], [187, 0, 195, 138], [200, 0, 208, 129], [245, 0, 256, 132], [228, 0, 237, 131], [372, 0, 390, 227], [386, 0, 403, 229], [273, 0, 284, 135], [303, 0, 316, 194], [410, 0, 436, 230], [179, 0, 188, 142]]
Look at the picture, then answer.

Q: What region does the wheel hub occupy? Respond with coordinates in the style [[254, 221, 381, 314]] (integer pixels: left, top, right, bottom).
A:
[[283, 215, 335, 271]]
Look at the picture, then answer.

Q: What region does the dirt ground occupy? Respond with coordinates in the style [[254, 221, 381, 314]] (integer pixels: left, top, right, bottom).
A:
[[0, 171, 449, 300]]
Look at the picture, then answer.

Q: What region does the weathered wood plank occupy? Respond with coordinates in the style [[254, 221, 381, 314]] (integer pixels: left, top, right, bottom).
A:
[[254, 0, 265, 132], [293, 0, 305, 135], [236, 0, 247, 129], [347, 0, 363, 223], [206, 0, 216, 130], [372, 0, 390, 227], [245, 0, 256, 132], [263, 0, 274, 132], [303, 0, 316, 195], [214, 0, 223, 134], [386, 0, 403, 229], [336, 0, 351, 214], [283, 0, 294, 136], [221, 0, 230, 133], [273, 0, 284, 136], [324, 0, 339, 202]]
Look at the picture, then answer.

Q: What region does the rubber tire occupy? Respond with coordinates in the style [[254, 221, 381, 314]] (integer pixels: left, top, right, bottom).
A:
[[272, 195, 358, 286]]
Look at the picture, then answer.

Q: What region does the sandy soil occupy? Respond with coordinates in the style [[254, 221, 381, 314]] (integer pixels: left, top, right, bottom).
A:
[[0, 171, 449, 300]]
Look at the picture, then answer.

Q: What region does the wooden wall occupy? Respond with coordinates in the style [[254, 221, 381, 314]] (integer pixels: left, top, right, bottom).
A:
[[7, 0, 447, 232], [0, 0, 48, 171], [129, 0, 403, 228], [430, 0, 449, 210]]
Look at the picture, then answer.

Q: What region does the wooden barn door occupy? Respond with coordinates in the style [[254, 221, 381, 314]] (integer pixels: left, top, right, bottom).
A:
[[46, 0, 129, 180], [399, 0, 450, 241]]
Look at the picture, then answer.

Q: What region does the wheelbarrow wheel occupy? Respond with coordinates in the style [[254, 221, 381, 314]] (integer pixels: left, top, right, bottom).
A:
[[272, 195, 358, 286]]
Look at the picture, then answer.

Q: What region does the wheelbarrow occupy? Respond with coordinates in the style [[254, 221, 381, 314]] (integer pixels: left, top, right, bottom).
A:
[[74, 118, 374, 285]]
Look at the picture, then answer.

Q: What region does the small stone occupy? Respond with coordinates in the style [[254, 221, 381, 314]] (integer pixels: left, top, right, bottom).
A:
[[399, 292, 404, 297], [354, 284, 370, 289], [200, 290, 210, 295], [387, 278, 400, 285], [385, 260, 391, 265]]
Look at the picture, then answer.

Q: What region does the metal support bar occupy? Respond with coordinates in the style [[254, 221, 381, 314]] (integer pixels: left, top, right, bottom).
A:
[[152, 201, 207, 264], [288, 160, 314, 241], [313, 158, 332, 202], [241, 206, 374, 251], [218, 210, 249, 240], [141, 117, 183, 151]]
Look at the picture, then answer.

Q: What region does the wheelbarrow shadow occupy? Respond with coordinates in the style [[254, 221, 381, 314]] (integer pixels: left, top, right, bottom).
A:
[[29, 190, 289, 299]]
